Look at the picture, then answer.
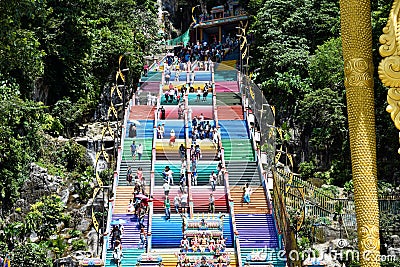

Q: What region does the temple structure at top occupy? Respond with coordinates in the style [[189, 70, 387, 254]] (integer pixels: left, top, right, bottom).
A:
[[191, 0, 249, 44]]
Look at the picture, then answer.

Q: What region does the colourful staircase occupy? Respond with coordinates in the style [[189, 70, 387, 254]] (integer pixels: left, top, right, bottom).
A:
[[104, 54, 286, 267]]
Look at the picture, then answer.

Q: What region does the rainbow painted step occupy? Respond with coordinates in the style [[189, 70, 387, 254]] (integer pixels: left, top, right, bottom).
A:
[[225, 161, 260, 186], [214, 70, 237, 82], [219, 120, 249, 139], [123, 139, 153, 161], [107, 214, 148, 249], [217, 106, 243, 120], [235, 214, 279, 249], [215, 82, 240, 93], [222, 139, 254, 161], [216, 92, 242, 106], [105, 248, 145, 267], [129, 106, 156, 120]]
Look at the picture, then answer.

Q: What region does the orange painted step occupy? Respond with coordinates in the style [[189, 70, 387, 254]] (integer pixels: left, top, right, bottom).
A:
[[129, 105, 156, 120], [217, 106, 243, 120], [230, 186, 270, 214], [113, 186, 150, 214]]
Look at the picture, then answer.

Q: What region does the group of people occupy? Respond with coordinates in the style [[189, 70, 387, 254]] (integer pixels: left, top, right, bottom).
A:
[[130, 140, 144, 161], [163, 190, 189, 220], [126, 166, 145, 188], [156, 122, 177, 147], [178, 255, 231, 267], [180, 234, 227, 254]]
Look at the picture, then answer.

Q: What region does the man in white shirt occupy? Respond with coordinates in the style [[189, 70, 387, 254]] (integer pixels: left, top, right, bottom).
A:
[[163, 182, 170, 197], [180, 191, 188, 214]]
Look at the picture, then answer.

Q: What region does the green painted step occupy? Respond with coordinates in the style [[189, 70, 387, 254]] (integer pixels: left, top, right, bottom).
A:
[[123, 139, 153, 161], [225, 161, 260, 186], [216, 93, 242, 106], [119, 160, 152, 186], [214, 70, 237, 82], [105, 248, 145, 267], [190, 163, 219, 186], [222, 139, 254, 161]]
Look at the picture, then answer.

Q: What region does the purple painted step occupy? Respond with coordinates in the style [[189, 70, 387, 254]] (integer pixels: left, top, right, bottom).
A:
[[235, 214, 279, 248], [108, 214, 148, 249]]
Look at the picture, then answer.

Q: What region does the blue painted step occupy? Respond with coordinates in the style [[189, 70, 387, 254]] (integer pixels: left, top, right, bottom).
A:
[[218, 120, 249, 139], [126, 120, 154, 139], [151, 214, 183, 248], [108, 214, 148, 249], [235, 214, 279, 249], [155, 120, 185, 139]]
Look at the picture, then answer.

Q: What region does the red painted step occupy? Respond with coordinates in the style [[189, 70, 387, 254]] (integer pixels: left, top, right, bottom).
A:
[[191, 186, 228, 213], [217, 106, 243, 120], [152, 186, 183, 214], [129, 105, 156, 120]]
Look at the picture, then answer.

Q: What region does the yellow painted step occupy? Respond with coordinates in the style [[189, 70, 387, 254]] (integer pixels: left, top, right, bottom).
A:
[[230, 186, 270, 214], [113, 186, 150, 214], [159, 253, 178, 267]]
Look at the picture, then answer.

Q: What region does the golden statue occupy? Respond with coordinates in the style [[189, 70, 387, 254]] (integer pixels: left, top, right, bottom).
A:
[[379, 0, 400, 132], [339, 1, 381, 266]]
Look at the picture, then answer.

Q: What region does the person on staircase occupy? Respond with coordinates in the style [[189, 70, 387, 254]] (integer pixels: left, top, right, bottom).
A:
[[209, 193, 215, 214], [126, 166, 133, 186], [243, 183, 253, 204], [164, 196, 171, 220], [130, 141, 137, 161], [136, 166, 143, 184], [163, 181, 170, 197], [112, 239, 123, 266], [139, 227, 147, 249], [181, 191, 188, 214], [196, 87, 202, 102], [202, 85, 209, 102], [210, 171, 217, 191], [180, 235, 189, 252], [160, 123, 165, 139], [160, 106, 166, 120], [169, 129, 176, 147], [137, 143, 143, 160], [179, 144, 186, 159], [174, 194, 181, 213], [129, 123, 137, 138]]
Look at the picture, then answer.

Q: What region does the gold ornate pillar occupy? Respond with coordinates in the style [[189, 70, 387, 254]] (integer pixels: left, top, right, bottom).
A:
[[339, 1, 381, 266]]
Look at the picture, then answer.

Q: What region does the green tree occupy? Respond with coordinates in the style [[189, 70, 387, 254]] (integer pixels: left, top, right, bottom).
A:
[[11, 242, 51, 267], [25, 195, 66, 241], [0, 77, 49, 211]]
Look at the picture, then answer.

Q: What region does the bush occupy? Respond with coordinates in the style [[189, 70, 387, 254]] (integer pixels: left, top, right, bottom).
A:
[[68, 229, 82, 238], [71, 239, 87, 251], [299, 161, 316, 180]]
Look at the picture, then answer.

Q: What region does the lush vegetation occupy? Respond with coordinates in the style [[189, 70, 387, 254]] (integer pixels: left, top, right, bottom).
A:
[[247, 0, 400, 187], [0, 0, 159, 264]]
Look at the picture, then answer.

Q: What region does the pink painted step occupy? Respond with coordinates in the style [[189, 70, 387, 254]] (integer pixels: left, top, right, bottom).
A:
[[215, 82, 239, 93], [217, 106, 243, 120], [129, 105, 156, 120]]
